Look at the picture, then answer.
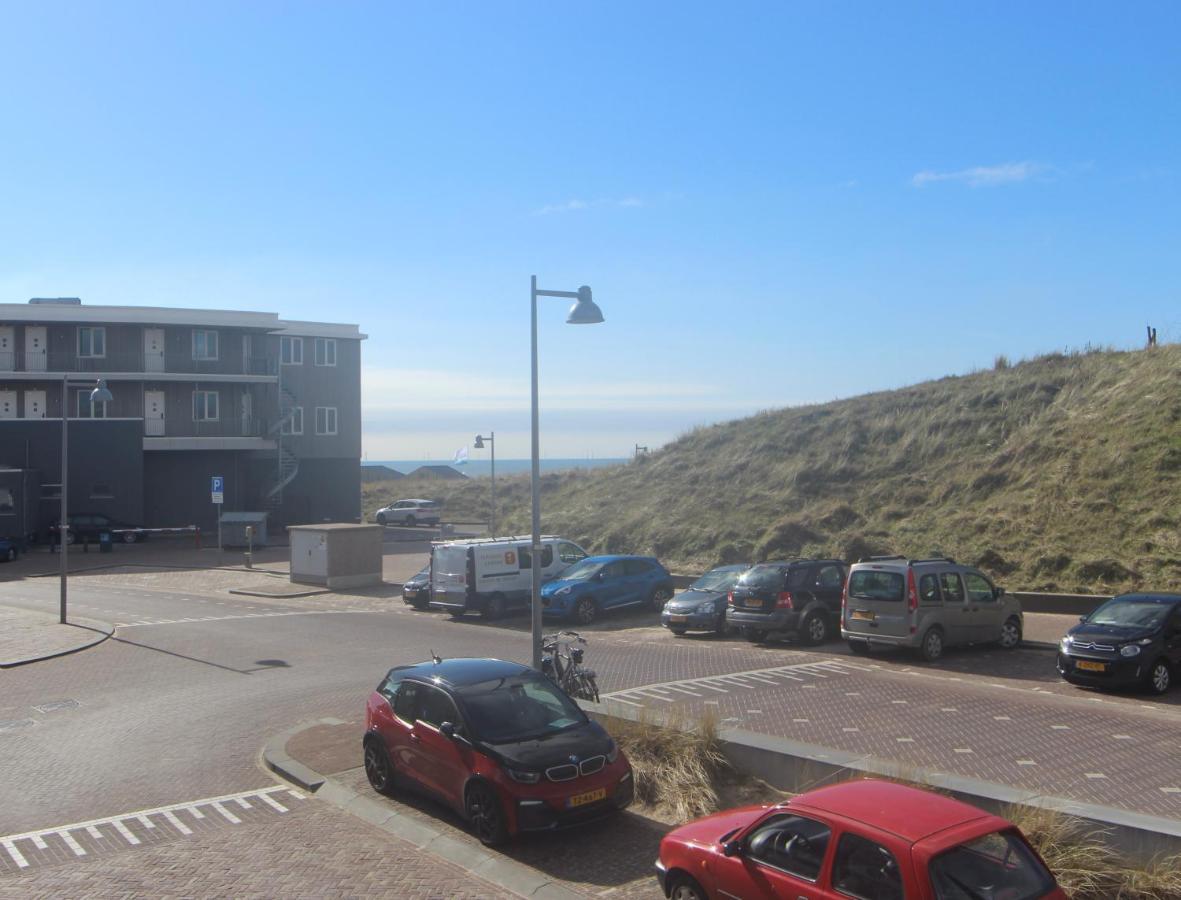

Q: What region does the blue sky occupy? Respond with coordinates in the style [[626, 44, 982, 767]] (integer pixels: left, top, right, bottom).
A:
[[2, 2, 1178, 459]]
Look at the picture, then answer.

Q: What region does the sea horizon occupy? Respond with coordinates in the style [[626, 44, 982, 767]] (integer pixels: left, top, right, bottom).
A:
[[362, 458, 629, 478]]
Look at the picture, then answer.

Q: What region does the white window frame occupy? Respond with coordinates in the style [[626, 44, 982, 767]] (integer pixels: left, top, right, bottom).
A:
[[193, 390, 219, 421], [192, 330, 219, 361], [75, 389, 108, 418], [315, 406, 338, 435], [281, 405, 303, 436], [280, 336, 303, 366], [78, 326, 106, 359], [313, 338, 337, 367]]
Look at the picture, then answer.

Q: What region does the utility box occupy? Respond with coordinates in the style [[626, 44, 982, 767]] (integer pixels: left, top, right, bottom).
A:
[[289, 523, 383, 590], [220, 512, 269, 548]]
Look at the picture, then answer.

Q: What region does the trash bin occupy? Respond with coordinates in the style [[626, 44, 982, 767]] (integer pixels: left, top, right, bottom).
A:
[[99, 531, 113, 553]]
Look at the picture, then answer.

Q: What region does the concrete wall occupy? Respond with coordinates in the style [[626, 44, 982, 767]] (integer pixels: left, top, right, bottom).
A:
[[279, 457, 361, 526], [289, 524, 382, 589]]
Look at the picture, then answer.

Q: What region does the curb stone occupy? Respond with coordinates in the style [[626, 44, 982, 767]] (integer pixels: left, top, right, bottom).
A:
[[0, 616, 115, 668], [262, 719, 586, 900]]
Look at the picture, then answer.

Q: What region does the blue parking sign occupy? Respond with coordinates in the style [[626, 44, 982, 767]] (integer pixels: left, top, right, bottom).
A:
[[211, 476, 224, 493]]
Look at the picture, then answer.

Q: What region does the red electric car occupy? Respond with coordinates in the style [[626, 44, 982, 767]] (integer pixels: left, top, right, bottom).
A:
[[655, 779, 1067, 900], [363, 656, 633, 845]]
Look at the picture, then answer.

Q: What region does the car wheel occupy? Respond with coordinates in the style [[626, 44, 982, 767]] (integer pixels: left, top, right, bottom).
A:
[[668, 874, 707, 900], [122, 532, 138, 544], [801, 612, 829, 646], [669, 627, 688, 636], [1146, 659, 1172, 695], [376, 513, 387, 526], [741, 626, 767, 643], [650, 585, 674, 611], [403, 515, 416, 527], [363, 737, 395, 795], [999, 617, 1022, 650], [847, 639, 871, 656], [920, 627, 945, 663], [465, 781, 509, 847], [483, 593, 506, 620], [574, 597, 597, 625]]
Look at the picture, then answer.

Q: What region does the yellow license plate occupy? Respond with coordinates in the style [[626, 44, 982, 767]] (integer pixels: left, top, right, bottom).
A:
[[668, 614, 688, 622], [1076, 660, 1106, 672], [851, 610, 874, 621], [743, 598, 761, 608], [568, 788, 607, 808]]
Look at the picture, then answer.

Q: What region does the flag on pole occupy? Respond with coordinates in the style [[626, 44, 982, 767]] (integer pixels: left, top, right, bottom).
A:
[[453, 445, 469, 466]]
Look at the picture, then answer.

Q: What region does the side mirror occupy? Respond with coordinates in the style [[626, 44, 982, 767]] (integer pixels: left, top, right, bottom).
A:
[[722, 840, 742, 857], [439, 721, 456, 739], [1079, 615, 1087, 624], [994, 587, 1005, 599]]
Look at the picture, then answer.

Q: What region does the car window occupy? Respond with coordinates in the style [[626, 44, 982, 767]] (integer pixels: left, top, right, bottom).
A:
[[739, 565, 787, 591], [517, 545, 554, 569], [848, 570, 904, 602], [788, 567, 811, 590], [939, 572, 965, 604], [377, 673, 402, 701], [964, 572, 994, 604], [1088, 598, 1171, 629], [393, 681, 421, 722], [930, 830, 1056, 900], [745, 813, 831, 882], [919, 573, 942, 605], [558, 542, 587, 564], [624, 559, 654, 576], [602, 561, 627, 578], [459, 675, 585, 743], [833, 832, 903, 900], [816, 565, 844, 590], [417, 685, 462, 730], [690, 567, 747, 592]]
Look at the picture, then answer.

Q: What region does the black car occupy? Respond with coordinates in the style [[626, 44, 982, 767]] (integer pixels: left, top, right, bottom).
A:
[[660, 564, 751, 636], [401, 564, 432, 610], [1058, 593, 1181, 695], [50, 513, 145, 544], [725, 559, 848, 645]]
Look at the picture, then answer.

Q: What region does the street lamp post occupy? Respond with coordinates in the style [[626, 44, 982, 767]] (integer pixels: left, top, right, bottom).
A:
[[59, 376, 114, 624], [473, 432, 496, 537], [529, 276, 604, 669]]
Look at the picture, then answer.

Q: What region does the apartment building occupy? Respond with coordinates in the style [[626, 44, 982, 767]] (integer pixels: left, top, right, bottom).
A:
[[0, 298, 364, 539]]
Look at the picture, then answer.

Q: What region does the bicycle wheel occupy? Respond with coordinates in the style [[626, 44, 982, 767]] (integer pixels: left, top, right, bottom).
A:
[[578, 672, 600, 703]]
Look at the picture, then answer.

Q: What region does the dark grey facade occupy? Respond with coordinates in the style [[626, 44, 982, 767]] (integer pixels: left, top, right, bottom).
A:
[[0, 301, 364, 540]]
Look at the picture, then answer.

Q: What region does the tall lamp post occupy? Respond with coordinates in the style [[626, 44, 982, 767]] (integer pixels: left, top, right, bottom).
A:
[[60, 377, 114, 624], [529, 276, 604, 669], [473, 432, 496, 537]]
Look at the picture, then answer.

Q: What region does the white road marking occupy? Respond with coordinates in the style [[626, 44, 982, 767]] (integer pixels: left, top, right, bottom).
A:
[[1161, 787, 1181, 794], [793, 718, 809, 723], [1017, 759, 1038, 766], [86, 826, 102, 839], [1112, 734, 1132, 740], [604, 695, 642, 706], [136, 814, 156, 829], [954, 748, 974, 754], [259, 793, 289, 813], [3, 839, 28, 868], [211, 802, 241, 824], [994, 716, 1011, 721], [1051, 725, 1070, 730], [187, 805, 206, 819], [1085, 773, 1107, 779], [58, 830, 87, 855], [31, 834, 47, 849], [116, 609, 369, 628], [234, 797, 253, 809], [111, 820, 140, 845], [162, 810, 192, 835]]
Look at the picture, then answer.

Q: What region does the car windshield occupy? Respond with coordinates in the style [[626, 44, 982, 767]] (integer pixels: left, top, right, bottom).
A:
[[690, 567, 747, 592], [1087, 599, 1171, 629], [458, 675, 586, 743], [930, 830, 1056, 900], [736, 565, 784, 590], [557, 560, 602, 582], [849, 570, 905, 602], [412, 564, 430, 580]]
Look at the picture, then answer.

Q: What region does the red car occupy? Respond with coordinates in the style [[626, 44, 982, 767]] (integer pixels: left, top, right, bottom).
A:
[[363, 656, 633, 846], [656, 779, 1067, 900]]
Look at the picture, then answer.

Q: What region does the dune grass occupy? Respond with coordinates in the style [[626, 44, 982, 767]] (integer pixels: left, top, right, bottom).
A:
[[365, 344, 1181, 594]]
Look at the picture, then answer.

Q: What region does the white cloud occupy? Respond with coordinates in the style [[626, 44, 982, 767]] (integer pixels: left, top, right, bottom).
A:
[[533, 196, 646, 215], [911, 161, 1046, 188]]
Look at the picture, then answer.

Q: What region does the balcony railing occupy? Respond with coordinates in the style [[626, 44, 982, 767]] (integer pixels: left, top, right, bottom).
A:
[[0, 350, 276, 377], [143, 416, 272, 438]]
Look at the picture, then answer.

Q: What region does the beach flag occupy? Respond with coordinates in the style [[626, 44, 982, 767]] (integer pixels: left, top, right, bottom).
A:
[[453, 445, 469, 466]]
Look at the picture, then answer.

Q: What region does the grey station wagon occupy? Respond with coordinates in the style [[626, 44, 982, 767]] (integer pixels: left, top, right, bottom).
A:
[[841, 556, 1022, 662]]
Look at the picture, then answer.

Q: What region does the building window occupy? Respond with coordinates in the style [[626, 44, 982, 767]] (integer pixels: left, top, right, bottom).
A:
[[78, 326, 106, 358], [281, 406, 303, 435], [280, 336, 303, 365], [313, 338, 337, 367], [76, 389, 108, 418], [193, 390, 219, 421], [192, 330, 219, 361], [315, 406, 337, 435]]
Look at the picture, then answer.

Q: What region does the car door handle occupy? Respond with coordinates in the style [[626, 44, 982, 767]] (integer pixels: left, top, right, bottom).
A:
[[409, 733, 421, 743]]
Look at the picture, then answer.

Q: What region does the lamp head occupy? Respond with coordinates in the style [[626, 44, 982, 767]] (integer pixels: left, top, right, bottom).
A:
[[566, 285, 604, 325], [90, 379, 113, 404], [474, 435, 485, 448]]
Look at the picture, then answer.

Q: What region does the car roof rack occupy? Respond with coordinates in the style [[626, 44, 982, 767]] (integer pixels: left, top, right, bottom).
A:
[[429, 534, 565, 546], [857, 555, 958, 565], [910, 556, 957, 565]]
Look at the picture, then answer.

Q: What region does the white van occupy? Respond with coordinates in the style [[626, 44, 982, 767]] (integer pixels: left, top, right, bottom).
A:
[[429, 535, 588, 619]]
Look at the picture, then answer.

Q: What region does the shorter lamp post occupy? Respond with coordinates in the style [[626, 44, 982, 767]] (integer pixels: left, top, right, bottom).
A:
[[60, 377, 114, 624], [474, 432, 496, 536]]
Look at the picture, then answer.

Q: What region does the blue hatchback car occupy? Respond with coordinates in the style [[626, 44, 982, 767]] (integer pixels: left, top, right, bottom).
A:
[[540, 555, 675, 625]]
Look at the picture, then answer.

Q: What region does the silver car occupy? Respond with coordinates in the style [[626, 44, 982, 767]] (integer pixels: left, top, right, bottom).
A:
[[841, 556, 1022, 662]]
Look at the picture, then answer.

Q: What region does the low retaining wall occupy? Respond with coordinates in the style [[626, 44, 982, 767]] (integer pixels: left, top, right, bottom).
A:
[[581, 698, 1181, 865]]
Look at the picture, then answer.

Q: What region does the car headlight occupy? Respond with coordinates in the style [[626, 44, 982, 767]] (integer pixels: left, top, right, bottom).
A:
[[1119, 644, 1142, 657], [606, 739, 619, 764], [556, 586, 572, 596], [697, 601, 716, 614], [506, 767, 541, 784], [1059, 635, 1074, 651]]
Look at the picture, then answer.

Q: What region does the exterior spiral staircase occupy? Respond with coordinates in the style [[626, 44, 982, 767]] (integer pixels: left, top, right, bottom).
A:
[[265, 386, 300, 516]]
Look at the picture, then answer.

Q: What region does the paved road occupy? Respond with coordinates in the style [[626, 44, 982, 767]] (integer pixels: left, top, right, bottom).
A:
[[1, 563, 1180, 893]]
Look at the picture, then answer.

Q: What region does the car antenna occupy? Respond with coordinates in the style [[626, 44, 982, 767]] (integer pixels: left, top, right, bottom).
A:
[[430, 649, 442, 664]]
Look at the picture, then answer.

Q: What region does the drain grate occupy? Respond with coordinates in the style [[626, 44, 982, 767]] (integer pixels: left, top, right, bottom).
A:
[[33, 699, 81, 714]]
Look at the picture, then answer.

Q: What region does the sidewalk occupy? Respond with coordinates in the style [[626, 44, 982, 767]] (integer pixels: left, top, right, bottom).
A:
[[0, 604, 113, 668]]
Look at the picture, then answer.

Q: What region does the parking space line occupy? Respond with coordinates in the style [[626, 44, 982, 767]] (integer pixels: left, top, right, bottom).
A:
[[85, 825, 102, 839], [58, 830, 88, 855], [111, 820, 140, 845], [2, 839, 28, 868], [162, 810, 193, 834], [259, 793, 289, 813], [211, 802, 241, 824]]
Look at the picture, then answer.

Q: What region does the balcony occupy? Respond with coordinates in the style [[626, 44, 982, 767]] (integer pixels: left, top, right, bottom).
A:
[[142, 415, 277, 451], [0, 350, 277, 380]]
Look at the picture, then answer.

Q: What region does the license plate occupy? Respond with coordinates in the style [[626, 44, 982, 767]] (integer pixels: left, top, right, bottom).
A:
[[668, 614, 688, 622], [568, 788, 606, 808], [851, 610, 874, 622], [404, 589, 420, 597], [743, 598, 762, 608], [1076, 660, 1106, 672]]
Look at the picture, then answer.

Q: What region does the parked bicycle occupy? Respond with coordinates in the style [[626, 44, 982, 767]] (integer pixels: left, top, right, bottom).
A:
[[541, 630, 600, 703]]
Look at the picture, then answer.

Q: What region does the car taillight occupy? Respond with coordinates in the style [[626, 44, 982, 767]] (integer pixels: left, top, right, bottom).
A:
[[727, 591, 735, 607], [777, 591, 794, 609], [841, 579, 849, 617]]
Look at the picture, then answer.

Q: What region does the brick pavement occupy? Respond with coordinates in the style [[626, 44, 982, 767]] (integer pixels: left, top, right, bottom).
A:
[[0, 604, 111, 667]]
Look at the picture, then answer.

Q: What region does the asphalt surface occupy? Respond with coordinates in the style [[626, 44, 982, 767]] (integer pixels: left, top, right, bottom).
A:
[[2, 557, 1180, 892]]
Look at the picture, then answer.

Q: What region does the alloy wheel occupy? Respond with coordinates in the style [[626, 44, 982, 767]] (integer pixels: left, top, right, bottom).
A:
[[922, 628, 944, 662], [575, 598, 596, 625], [363, 741, 393, 795], [804, 614, 828, 645], [466, 784, 507, 846], [999, 618, 1022, 649], [670, 877, 705, 900], [1149, 661, 1171, 695]]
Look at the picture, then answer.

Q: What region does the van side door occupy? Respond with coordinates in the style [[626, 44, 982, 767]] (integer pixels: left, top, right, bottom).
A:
[[963, 570, 1005, 642], [937, 571, 972, 645]]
